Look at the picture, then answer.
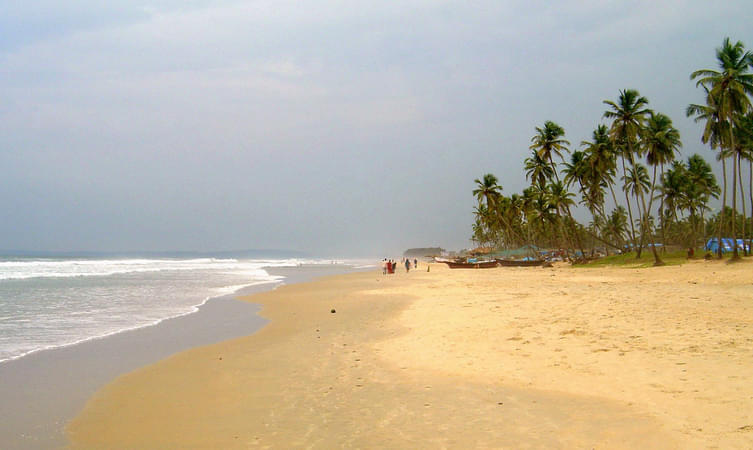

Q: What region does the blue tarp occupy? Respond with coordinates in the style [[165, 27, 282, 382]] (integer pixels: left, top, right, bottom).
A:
[[705, 238, 750, 253]]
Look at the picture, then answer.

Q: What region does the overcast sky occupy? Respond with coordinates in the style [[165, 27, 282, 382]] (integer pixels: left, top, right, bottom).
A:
[[1, 1, 751, 257]]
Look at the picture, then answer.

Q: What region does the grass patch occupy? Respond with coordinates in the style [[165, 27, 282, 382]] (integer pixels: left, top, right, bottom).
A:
[[579, 250, 692, 268]]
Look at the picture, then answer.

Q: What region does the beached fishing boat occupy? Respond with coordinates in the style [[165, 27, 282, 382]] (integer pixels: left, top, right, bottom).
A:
[[495, 259, 545, 267], [441, 260, 499, 269]]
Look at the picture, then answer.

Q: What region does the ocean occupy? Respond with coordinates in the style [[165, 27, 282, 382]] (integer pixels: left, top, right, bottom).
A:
[[0, 256, 361, 364]]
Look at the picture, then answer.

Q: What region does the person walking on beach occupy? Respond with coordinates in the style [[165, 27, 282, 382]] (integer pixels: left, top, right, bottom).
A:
[[414, 258, 418, 269], [382, 259, 387, 275], [405, 258, 411, 272]]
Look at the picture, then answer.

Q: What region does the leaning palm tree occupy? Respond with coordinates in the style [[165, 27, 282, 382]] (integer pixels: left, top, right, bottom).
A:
[[604, 89, 652, 255], [691, 37, 753, 260]]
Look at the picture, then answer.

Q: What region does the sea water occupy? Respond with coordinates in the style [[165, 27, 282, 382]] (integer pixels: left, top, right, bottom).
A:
[[0, 257, 347, 363]]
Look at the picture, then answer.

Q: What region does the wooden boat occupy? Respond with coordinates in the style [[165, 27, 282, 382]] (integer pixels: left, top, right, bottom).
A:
[[441, 260, 499, 269], [495, 259, 545, 267]]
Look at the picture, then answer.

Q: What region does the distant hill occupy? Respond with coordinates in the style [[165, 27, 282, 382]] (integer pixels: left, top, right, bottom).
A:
[[403, 247, 444, 257]]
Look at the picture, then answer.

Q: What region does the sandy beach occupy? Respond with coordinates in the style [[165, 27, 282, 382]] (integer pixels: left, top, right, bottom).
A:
[[67, 260, 753, 448], [0, 264, 353, 449]]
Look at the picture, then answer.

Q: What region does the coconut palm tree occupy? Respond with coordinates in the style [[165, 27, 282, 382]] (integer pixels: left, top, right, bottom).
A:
[[658, 162, 687, 242], [529, 122, 585, 257], [642, 112, 682, 262], [582, 125, 619, 210], [580, 125, 626, 247], [473, 174, 502, 210], [736, 113, 753, 253], [546, 181, 581, 259], [622, 163, 654, 258], [604, 89, 652, 255], [687, 88, 730, 257], [691, 37, 753, 260], [604, 206, 628, 247], [524, 151, 554, 189], [685, 154, 721, 248], [530, 121, 570, 183], [562, 150, 592, 209], [472, 174, 503, 245]]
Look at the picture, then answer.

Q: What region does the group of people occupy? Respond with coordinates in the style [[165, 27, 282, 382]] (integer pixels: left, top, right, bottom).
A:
[[382, 258, 418, 274]]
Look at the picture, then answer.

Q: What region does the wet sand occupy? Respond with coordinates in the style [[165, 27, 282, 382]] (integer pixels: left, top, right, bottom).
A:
[[0, 264, 353, 449], [66, 259, 753, 448]]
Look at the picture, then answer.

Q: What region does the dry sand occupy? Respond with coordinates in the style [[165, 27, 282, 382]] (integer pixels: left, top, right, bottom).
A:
[[67, 260, 753, 448]]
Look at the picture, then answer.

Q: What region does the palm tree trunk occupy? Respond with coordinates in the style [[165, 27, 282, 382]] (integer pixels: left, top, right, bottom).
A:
[[596, 201, 623, 250], [637, 179, 664, 266], [700, 208, 706, 251], [606, 184, 626, 249], [718, 156, 727, 259], [549, 156, 585, 258], [749, 159, 752, 255], [620, 155, 638, 253], [731, 150, 740, 260], [657, 163, 667, 254], [645, 164, 662, 254], [738, 154, 748, 256], [633, 179, 648, 259]]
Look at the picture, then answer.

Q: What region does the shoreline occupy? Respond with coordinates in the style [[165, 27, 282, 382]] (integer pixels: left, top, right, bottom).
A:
[[66, 260, 753, 448], [0, 263, 359, 449], [0, 279, 279, 366]]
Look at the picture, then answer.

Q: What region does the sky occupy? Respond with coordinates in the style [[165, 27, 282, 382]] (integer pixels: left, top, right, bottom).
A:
[[1, 1, 752, 257]]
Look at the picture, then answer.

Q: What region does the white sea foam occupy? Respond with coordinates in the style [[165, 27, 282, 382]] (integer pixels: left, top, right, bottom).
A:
[[0, 258, 272, 281], [0, 257, 352, 364]]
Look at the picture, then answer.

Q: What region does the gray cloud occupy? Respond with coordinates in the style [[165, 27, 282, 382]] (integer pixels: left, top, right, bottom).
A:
[[1, 1, 751, 256]]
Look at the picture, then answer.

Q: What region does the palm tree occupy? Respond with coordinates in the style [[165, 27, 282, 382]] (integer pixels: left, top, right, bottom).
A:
[[524, 151, 554, 189], [472, 174, 503, 245], [472, 174, 529, 248], [685, 154, 721, 248], [604, 206, 628, 246], [530, 121, 570, 183], [736, 113, 753, 253], [472, 205, 493, 246], [642, 112, 681, 262], [545, 181, 578, 256], [530, 122, 585, 257], [622, 163, 654, 258], [582, 124, 619, 210], [604, 89, 652, 255], [687, 88, 730, 257], [562, 150, 592, 209], [580, 125, 626, 248], [473, 174, 502, 209], [658, 162, 687, 244], [691, 37, 753, 260]]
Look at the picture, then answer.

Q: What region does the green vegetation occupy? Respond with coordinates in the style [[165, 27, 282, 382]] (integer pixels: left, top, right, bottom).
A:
[[472, 37, 753, 266], [580, 250, 691, 268], [403, 247, 444, 257]]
